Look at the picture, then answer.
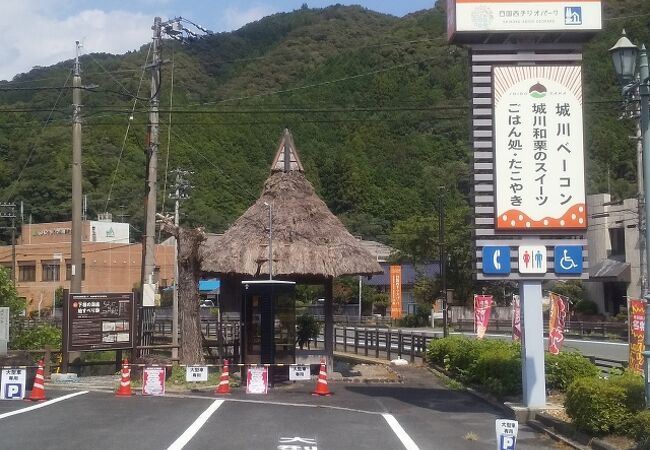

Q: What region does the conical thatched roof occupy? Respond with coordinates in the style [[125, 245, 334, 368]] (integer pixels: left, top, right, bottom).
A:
[[201, 129, 382, 278]]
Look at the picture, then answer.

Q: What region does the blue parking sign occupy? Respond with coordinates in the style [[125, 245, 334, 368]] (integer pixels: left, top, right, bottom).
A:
[[554, 246, 583, 274], [482, 246, 511, 275]]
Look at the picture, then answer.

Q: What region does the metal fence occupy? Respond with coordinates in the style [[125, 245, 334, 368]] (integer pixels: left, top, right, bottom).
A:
[[333, 326, 433, 363]]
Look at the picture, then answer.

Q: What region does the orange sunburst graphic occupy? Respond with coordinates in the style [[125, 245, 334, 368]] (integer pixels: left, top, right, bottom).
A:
[[496, 204, 586, 230]]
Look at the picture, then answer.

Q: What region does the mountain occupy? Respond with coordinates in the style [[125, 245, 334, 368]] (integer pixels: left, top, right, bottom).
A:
[[0, 1, 648, 297]]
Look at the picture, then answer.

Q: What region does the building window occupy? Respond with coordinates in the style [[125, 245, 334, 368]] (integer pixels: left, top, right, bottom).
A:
[[18, 263, 36, 282], [609, 227, 625, 258], [41, 260, 61, 282], [65, 260, 85, 281]]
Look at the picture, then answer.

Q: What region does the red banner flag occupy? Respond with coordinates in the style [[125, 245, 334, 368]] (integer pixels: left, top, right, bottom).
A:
[[474, 295, 493, 339], [512, 294, 521, 342], [548, 292, 568, 355], [628, 298, 646, 375]]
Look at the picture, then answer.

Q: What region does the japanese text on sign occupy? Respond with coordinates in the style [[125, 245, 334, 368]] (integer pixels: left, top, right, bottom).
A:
[[494, 65, 586, 231]]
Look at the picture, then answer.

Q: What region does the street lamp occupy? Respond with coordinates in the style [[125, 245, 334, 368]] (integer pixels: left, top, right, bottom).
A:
[[610, 29, 650, 409]]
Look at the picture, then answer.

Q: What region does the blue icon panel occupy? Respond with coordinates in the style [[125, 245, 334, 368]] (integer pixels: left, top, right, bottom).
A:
[[482, 246, 511, 274], [554, 246, 583, 274]]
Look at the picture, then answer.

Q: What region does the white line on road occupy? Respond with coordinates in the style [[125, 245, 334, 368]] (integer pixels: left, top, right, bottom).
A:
[[0, 390, 89, 420], [382, 413, 420, 450], [167, 399, 224, 450]]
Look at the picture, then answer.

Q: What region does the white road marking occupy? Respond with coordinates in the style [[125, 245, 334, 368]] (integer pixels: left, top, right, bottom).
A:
[[382, 413, 420, 450], [167, 399, 224, 450], [0, 390, 89, 420]]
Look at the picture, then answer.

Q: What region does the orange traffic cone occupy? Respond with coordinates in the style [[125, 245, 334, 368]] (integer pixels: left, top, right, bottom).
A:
[[312, 359, 332, 397], [115, 359, 134, 397], [215, 359, 231, 394], [28, 360, 47, 401]]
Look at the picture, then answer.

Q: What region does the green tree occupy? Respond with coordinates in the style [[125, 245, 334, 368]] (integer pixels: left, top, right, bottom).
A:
[[0, 268, 25, 319]]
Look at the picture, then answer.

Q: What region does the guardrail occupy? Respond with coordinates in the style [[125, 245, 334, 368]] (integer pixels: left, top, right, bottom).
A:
[[452, 319, 628, 340]]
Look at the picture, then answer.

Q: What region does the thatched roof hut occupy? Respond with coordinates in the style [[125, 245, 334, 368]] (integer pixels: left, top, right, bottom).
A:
[[200, 129, 382, 278]]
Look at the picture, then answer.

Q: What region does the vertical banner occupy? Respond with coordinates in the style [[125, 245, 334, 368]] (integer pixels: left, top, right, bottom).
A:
[[512, 295, 521, 342], [628, 298, 646, 374], [548, 293, 568, 354], [390, 265, 402, 319], [474, 295, 494, 339]]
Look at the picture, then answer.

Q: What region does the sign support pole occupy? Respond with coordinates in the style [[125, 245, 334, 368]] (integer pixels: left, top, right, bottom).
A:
[[519, 280, 546, 408]]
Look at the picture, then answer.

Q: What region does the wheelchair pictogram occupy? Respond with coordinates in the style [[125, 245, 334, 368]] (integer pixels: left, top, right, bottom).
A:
[[559, 249, 577, 270], [553, 246, 582, 274]]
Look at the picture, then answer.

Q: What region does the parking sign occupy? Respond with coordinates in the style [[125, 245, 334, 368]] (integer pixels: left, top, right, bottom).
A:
[[495, 419, 518, 450], [1, 368, 26, 400]]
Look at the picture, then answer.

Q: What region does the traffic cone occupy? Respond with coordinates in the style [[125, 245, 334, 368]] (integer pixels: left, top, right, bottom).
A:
[[215, 359, 231, 394], [312, 359, 332, 397], [115, 359, 134, 397], [28, 360, 47, 401]]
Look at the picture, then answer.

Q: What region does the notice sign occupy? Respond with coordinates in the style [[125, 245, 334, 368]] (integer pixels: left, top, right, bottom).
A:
[[496, 419, 518, 450], [628, 298, 646, 374], [289, 364, 310, 381], [246, 366, 268, 394], [142, 366, 166, 396], [1, 368, 26, 400], [67, 293, 135, 351], [494, 65, 586, 231], [186, 366, 208, 382]]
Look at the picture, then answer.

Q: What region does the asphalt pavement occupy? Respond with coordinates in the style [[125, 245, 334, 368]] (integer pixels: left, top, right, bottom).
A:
[[0, 365, 553, 450]]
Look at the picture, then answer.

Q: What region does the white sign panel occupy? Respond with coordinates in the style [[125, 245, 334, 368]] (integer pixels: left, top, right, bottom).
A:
[[89, 221, 130, 243], [0, 307, 9, 341], [186, 366, 208, 382], [518, 245, 547, 274], [289, 364, 310, 381], [494, 65, 586, 231], [1, 368, 26, 400], [495, 419, 518, 450], [451, 0, 601, 34]]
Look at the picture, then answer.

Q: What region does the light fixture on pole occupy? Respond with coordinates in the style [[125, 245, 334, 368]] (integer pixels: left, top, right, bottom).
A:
[[610, 29, 650, 409], [264, 201, 273, 280]]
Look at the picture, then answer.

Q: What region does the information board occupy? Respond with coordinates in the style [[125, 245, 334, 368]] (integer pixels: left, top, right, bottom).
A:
[[66, 293, 135, 351]]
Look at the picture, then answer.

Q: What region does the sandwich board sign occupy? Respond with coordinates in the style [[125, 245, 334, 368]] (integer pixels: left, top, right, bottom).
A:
[[142, 366, 166, 396], [246, 366, 268, 394], [1, 368, 26, 400]]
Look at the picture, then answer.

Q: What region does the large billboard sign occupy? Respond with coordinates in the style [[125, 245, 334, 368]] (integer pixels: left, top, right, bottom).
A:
[[66, 292, 135, 351], [494, 65, 586, 231], [448, 0, 602, 38]]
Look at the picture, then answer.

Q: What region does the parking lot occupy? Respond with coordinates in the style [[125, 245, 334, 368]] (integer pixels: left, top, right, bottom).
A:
[[0, 369, 554, 450]]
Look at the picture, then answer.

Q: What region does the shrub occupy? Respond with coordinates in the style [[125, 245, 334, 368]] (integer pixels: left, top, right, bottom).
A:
[[574, 299, 598, 315], [630, 410, 650, 446], [468, 344, 521, 397], [545, 352, 599, 392], [565, 372, 644, 436], [9, 324, 62, 351]]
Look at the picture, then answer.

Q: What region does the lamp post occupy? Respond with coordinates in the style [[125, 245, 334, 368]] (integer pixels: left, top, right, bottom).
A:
[[610, 29, 650, 408]]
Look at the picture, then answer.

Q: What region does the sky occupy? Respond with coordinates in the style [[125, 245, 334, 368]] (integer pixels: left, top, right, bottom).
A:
[[0, 0, 435, 82]]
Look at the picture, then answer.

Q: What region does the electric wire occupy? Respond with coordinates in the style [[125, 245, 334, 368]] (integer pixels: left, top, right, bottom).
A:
[[104, 42, 153, 213]]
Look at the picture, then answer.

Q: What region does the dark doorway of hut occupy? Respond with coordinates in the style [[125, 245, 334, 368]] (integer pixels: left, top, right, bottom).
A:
[[241, 280, 296, 386]]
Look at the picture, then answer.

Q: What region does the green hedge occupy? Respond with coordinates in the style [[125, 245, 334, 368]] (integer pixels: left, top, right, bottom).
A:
[[426, 337, 598, 397], [545, 352, 599, 391], [630, 410, 650, 446], [9, 324, 61, 351], [565, 371, 645, 436]]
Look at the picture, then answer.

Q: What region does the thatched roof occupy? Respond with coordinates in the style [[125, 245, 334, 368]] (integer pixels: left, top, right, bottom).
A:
[[201, 129, 382, 278]]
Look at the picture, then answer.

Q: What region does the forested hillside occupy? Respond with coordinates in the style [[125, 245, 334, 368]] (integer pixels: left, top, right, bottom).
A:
[[0, 1, 649, 299]]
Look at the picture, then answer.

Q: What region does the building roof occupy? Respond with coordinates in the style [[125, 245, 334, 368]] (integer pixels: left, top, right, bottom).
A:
[[200, 129, 382, 279], [588, 258, 630, 281]]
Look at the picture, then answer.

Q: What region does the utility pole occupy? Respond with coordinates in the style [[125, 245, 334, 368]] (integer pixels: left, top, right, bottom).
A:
[[438, 192, 448, 337], [71, 41, 83, 294], [140, 17, 162, 353], [169, 169, 191, 361], [0, 204, 16, 285]]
